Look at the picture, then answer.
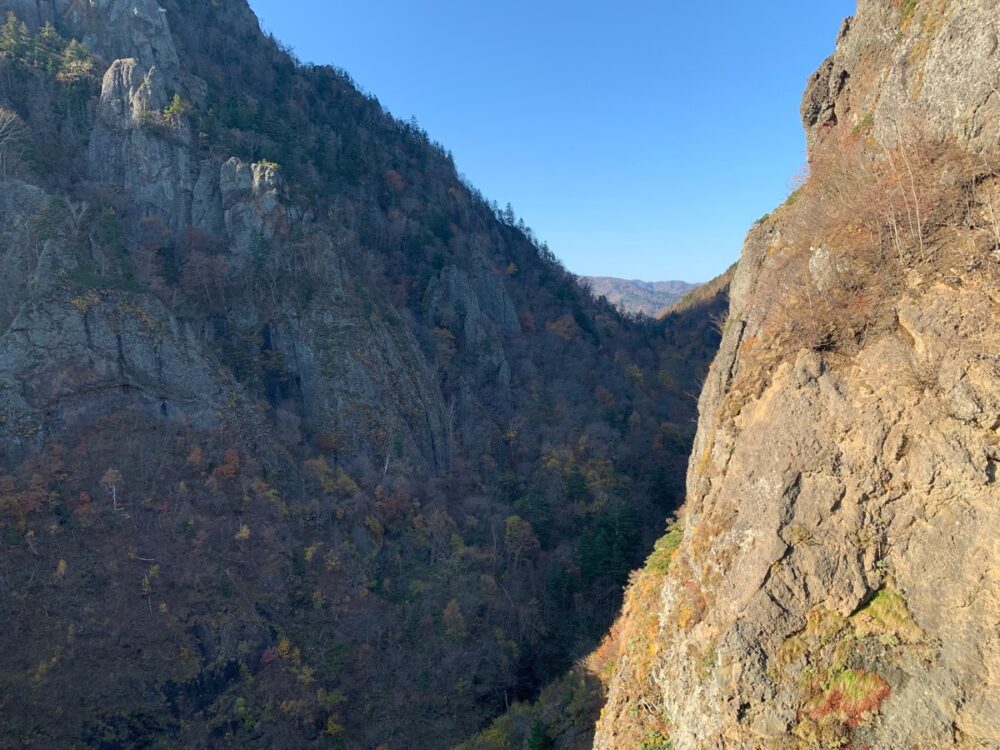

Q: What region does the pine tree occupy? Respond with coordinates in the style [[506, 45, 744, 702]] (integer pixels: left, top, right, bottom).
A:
[[527, 719, 552, 750]]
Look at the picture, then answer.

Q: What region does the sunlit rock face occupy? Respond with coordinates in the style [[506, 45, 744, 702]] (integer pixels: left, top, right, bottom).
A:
[[595, 1, 1000, 748]]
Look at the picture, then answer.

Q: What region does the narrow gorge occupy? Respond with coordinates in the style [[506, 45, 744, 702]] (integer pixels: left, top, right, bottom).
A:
[[0, 1, 996, 749]]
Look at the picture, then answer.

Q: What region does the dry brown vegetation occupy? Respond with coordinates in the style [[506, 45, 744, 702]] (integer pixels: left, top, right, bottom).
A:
[[747, 125, 1000, 370], [580, 521, 685, 749]]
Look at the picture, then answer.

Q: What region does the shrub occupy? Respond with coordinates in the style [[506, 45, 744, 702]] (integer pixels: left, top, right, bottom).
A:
[[645, 519, 683, 574], [162, 93, 192, 125], [641, 730, 673, 750], [526, 719, 552, 750], [752, 126, 996, 357], [804, 668, 891, 728], [0, 107, 28, 179], [853, 586, 923, 644]]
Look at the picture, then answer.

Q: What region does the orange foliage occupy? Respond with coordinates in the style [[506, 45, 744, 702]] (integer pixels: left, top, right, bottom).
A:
[[594, 386, 615, 407], [545, 314, 579, 342], [384, 169, 405, 193], [213, 449, 240, 479], [186, 445, 204, 469]]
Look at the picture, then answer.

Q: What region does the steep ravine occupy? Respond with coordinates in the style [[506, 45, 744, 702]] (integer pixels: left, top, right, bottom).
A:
[[0, 1, 725, 748], [595, 1, 1000, 748]]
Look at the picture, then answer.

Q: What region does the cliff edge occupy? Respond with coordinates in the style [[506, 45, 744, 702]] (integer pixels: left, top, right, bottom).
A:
[[594, 1, 1000, 747]]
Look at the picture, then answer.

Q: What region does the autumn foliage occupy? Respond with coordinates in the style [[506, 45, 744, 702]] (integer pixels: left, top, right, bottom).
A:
[[755, 126, 1000, 356]]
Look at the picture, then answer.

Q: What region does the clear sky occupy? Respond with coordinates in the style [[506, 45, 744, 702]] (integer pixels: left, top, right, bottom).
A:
[[246, 1, 856, 283]]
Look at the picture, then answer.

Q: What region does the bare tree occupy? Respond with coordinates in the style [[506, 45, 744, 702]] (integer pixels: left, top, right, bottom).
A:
[[65, 198, 90, 238], [100, 468, 124, 512], [0, 108, 27, 180]]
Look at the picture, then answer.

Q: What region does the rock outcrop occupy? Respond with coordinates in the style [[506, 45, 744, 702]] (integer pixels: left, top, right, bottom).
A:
[[803, 0, 1000, 152], [88, 57, 193, 223], [2, 0, 456, 474], [595, 1, 1000, 748], [220, 157, 288, 262], [0, 288, 228, 461], [12, 0, 182, 81]]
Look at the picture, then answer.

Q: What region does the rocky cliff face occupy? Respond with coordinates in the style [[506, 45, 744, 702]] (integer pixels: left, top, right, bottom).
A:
[[802, 0, 1000, 154], [8, 0, 181, 70], [0, 0, 457, 473], [595, 1, 1000, 748]]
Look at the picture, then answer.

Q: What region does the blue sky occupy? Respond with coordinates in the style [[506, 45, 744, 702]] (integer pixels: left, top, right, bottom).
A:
[[247, 1, 855, 283]]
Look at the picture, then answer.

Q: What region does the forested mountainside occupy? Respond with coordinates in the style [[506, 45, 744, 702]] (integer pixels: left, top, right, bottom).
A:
[[663, 267, 735, 319], [581, 277, 698, 318], [0, 1, 727, 748], [596, 0, 1000, 748]]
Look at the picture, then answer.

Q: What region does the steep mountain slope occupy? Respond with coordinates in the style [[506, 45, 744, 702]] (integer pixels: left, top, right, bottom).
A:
[[582, 277, 698, 318], [662, 265, 735, 318], [0, 2, 725, 749], [595, 1, 1000, 748]]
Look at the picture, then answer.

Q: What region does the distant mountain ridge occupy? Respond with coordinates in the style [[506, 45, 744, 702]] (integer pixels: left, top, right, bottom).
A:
[[583, 276, 699, 317]]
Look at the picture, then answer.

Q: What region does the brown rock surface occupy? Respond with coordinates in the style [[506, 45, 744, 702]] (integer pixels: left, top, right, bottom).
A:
[[595, 1, 1000, 747]]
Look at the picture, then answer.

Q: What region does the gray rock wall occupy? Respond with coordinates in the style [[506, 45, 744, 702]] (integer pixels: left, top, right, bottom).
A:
[[803, 0, 1000, 153], [0, 0, 515, 475]]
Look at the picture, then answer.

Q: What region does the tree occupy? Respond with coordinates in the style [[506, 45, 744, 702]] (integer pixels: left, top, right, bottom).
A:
[[545, 314, 579, 342], [64, 198, 89, 238], [182, 248, 227, 307], [56, 39, 93, 82], [0, 107, 27, 179], [527, 719, 552, 750], [100, 468, 123, 512], [91, 208, 124, 275], [443, 599, 468, 639], [33, 23, 62, 74], [649, 467, 675, 511], [577, 502, 641, 585], [213, 449, 240, 479], [162, 93, 191, 126], [565, 467, 589, 503], [504, 515, 540, 570], [0, 14, 29, 61]]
